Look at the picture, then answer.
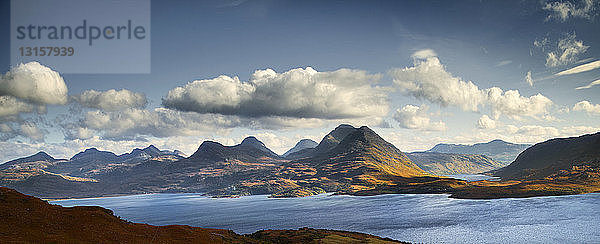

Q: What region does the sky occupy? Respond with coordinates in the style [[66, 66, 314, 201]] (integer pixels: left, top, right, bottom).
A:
[[0, 0, 599, 162]]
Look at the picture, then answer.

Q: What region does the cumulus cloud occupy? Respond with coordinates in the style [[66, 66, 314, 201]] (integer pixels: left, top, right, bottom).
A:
[[0, 62, 69, 142], [0, 62, 68, 105], [390, 54, 486, 112], [525, 71, 533, 87], [573, 100, 600, 114], [543, 0, 597, 22], [486, 87, 553, 120], [163, 67, 389, 119], [393, 104, 446, 131], [78, 108, 242, 140], [556, 60, 600, 76], [0, 96, 37, 118], [545, 33, 590, 67], [20, 122, 44, 141], [390, 50, 553, 120], [476, 115, 497, 129], [74, 89, 147, 111], [575, 79, 600, 89]]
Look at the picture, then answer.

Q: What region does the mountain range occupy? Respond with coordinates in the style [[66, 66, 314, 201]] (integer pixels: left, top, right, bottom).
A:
[[406, 152, 503, 175], [1, 124, 599, 200], [427, 139, 531, 164]]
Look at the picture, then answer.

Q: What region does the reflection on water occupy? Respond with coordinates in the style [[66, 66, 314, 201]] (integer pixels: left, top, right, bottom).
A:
[[52, 192, 599, 243]]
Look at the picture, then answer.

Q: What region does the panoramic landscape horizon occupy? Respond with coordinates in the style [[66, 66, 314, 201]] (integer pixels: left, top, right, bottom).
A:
[[1, 0, 599, 243]]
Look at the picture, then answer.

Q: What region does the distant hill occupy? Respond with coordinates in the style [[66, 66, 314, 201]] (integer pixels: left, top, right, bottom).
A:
[[285, 124, 357, 159], [407, 152, 503, 175], [0, 152, 59, 170], [494, 132, 600, 180], [427, 139, 531, 164], [0, 187, 404, 243], [282, 139, 318, 157], [187, 136, 280, 163]]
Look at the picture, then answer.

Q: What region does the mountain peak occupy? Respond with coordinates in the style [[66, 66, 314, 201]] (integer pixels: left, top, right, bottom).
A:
[[33, 151, 52, 158], [305, 124, 428, 179], [2, 151, 57, 166], [70, 148, 118, 161], [282, 139, 318, 157], [144, 144, 159, 151], [240, 136, 264, 146], [336, 124, 355, 129]]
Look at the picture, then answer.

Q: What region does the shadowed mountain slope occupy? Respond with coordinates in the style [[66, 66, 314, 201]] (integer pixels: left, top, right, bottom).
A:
[[283, 139, 318, 157], [494, 132, 600, 180]]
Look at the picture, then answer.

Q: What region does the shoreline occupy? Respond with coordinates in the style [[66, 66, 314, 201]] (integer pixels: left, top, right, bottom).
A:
[[46, 189, 600, 202]]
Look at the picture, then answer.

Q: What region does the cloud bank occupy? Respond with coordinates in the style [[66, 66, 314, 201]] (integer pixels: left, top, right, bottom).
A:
[[74, 89, 147, 111], [390, 50, 553, 120], [163, 67, 389, 119], [573, 100, 600, 114]]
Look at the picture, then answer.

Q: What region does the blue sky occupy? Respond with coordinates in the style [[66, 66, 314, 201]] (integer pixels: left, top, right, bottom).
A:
[[1, 0, 599, 162]]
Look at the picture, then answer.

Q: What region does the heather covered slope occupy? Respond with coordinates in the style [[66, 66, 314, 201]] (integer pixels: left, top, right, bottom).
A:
[[0, 187, 404, 243], [307, 126, 428, 179]]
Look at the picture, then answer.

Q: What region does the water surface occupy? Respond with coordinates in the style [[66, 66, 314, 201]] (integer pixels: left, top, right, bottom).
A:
[[52, 192, 600, 243]]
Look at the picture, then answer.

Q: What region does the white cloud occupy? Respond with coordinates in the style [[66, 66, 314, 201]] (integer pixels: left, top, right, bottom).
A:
[[545, 33, 590, 67], [390, 50, 553, 120], [0, 62, 68, 105], [476, 115, 496, 129], [393, 104, 446, 131], [0, 62, 68, 142], [390, 54, 486, 112], [543, 0, 597, 22], [411, 49, 438, 60], [556, 60, 600, 76], [80, 108, 242, 140], [74, 89, 147, 111], [0, 96, 36, 118], [534, 37, 550, 50], [575, 79, 600, 90], [573, 100, 600, 114], [20, 122, 44, 142], [496, 60, 513, 67], [525, 71, 533, 87], [163, 67, 389, 119], [486, 88, 553, 120]]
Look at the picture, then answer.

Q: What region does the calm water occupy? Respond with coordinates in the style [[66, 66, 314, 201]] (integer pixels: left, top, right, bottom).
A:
[[443, 174, 500, 182], [51, 191, 600, 243]]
